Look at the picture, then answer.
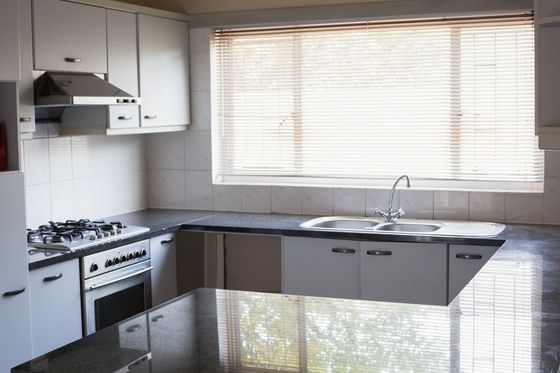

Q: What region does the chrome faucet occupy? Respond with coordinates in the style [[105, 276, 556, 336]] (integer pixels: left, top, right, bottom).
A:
[[375, 175, 411, 222]]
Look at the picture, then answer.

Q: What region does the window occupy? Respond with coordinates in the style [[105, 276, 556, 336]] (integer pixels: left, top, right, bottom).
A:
[[212, 16, 542, 191]]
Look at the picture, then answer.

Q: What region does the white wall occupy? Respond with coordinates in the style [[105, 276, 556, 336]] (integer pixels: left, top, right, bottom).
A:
[[23, 134, 148, 228], [145, 26, 560, 225]]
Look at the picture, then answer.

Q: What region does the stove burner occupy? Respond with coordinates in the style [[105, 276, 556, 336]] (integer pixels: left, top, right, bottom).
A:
[[27, 219, 127, 246]]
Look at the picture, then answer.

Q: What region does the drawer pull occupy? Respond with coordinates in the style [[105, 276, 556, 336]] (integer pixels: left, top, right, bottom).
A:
[[456, 253, 482, 260], [19, 117, 32, 123], [144, 114, 157, 120], [367, 250, 392, 256], [151, 315, 164, 323], [126, 324, 141, 333], [331, 248, 355, 254], [161, 238, 174, 244], [43, 273, 63, 282], [3, 287, 25, 297], [64, 57, 81, 63], [118, 115, 133, 120]]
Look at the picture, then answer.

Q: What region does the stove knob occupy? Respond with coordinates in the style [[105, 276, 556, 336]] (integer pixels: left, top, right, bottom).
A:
[[89, 234, 97, 240], [90, 263, 99, 272], [116, 228, 122, 234], [103, 231, 110, 237], [96, 233, 103, 239], [134, 251, 140, 258], [105, 259, 113, 267], [110, 231, 116, 236], [141, 249, 147, 257], [121, 255, 127, 262], [114, 257, 120, 264], [128, 253, 134, 260]]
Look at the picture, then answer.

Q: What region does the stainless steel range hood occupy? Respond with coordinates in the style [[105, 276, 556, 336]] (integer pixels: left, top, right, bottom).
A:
[[34, 72, 141, 107]]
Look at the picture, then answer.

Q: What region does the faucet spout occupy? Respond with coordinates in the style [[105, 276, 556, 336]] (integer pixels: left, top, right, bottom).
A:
[[376, 174, 411, 223]]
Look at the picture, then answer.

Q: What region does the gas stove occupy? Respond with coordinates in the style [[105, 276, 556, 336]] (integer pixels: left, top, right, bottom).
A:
[[27, 219, 149, 252]]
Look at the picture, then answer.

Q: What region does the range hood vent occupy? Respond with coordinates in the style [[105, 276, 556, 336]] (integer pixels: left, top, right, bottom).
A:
[[34, 72, 141, 107]]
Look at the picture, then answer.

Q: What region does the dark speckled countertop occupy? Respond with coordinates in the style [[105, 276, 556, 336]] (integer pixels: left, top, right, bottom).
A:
[[17, 209, 560, 371]]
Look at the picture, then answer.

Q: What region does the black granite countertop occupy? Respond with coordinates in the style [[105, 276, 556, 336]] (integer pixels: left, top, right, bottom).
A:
[[13, 283, 560, 372]]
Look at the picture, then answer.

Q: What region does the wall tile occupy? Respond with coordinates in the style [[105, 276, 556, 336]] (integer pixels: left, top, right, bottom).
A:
[[71, 136, 95, 179], [242, 185, 271, 213], [302, 187, 333, 216], [365, 189, 393, 217], [545, 151, 560, 178], [544, 178, 560, 224], [24, 138, 50, 186], [93, 135, 146, 176], [121, 171, 148, 213], [186, 170, 213, 210], [333, 188, 366, 216], [398, 189, 433, 219], [25, 184, 51, 228], [469, 192, 506, 222], [148, 170, 186, 209], [190, 51, 211, 92], [213, 185, 242, 211], [271, 186, 301, 214], [434, 191, 469, 221], [190, 27, 211, 52], [73, 178, 96, 219], [190, 91, 211, 130], [48, 137, 73, 182], [147, 132, 186, 170], [185, 130, 212, 170], [506, 193, 543, 224], [51, 181, 75, 222]]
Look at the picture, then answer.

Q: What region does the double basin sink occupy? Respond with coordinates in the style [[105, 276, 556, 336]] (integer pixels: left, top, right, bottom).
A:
[[300, 216, 506, 237]]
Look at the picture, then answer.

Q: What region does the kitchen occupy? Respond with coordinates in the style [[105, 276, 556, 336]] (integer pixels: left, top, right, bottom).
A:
[[1, 0, 560, 371]]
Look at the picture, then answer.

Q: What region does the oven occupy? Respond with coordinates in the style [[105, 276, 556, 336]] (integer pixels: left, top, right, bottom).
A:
[[81, 240, 152, 336]]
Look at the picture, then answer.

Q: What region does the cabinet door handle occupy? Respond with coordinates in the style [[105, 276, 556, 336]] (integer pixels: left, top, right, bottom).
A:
[[331, 248, 356, 254], [19, 117, 32, 123], [161, 238, 174, 244], [43, 273, 63, 282], [366, 250, 392, 256], [64, 57, 81, 63], [144, 114, 157, 120], [151, 315, 164, 323], [126, 324, 142, 333], [3, 287, 25, 297], [118, 115, 133, 120], [456, 253, 482, 260]]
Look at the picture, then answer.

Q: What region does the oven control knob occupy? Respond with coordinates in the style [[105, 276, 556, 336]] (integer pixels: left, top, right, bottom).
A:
[[134, 251, 140, 258], [128, 253, 134, 260], [105, 259, 113, 267], [114, 257, 120, 264], [141, 249, 147, 257], [121, 255, 127, 262], [116, 228, 122, 234], [89, 234, 97, 241], [96, 233, 103, 239], [90, 263, 99, 272]]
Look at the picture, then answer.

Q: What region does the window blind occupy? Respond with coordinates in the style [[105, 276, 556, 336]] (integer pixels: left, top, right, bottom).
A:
[[212, 16, 542, 191]]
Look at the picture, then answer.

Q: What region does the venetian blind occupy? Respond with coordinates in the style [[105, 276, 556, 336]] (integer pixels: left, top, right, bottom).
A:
[[212, 15, 542, 191]]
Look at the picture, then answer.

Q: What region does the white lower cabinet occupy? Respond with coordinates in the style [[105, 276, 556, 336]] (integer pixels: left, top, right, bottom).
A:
[[282, 237, 361, 299], [360, 242, 448, 305], [448, 245, 499, 303], [29, 259, 82, 358], [150, 233, 178, 306]]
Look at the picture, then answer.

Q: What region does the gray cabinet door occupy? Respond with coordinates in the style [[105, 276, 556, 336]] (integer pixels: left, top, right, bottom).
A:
[[361, 242, 447, 305], [29, 259, 82, 357], [0, 0, 20, 80], [33, 0, 107, 73], [150, 233, 178, 306], [448, 244, 499, 303], [282, 237, 361, 299], [138, 15, 190, 127], [0, 172, 31, 371]]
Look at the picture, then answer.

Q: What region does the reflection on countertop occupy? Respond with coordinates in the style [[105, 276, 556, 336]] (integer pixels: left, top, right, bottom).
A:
[[13, 251, 558, 372]]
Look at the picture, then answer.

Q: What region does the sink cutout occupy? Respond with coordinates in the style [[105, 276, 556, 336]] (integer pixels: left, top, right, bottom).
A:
[[375, 223, 441, 233]]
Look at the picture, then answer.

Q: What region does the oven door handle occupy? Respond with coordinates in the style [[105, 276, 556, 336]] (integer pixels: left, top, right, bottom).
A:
[[89, 266, 153, 291]]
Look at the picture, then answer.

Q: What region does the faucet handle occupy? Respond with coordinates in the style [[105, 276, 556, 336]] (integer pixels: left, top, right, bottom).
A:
[[375, 207, 405, 222]]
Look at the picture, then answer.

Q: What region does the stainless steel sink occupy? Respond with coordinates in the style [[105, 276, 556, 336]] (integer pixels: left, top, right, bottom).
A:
[[300, 216, 505, 237], [375, 222, 441, 233]]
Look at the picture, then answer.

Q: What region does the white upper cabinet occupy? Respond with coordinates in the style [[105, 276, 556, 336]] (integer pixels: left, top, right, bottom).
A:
[[138, 15, 190, 127], [0, 0, 21, 81], [32, 0, 107, 73], [107, 9, 139, 129], [0, 172, 32, 372], [536, 0, 560, 149]]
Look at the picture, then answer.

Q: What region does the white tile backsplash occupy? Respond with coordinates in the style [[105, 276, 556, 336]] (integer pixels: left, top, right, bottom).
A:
[[25, 184, 51, 229], [71, 136, 95, 179], [148, 170, 186, 209], [73, 178, 96, 219], [48, 137, 73, 182], [242, 185, 271, 213], [190, 91, 211, 130], [24, 138, 50, 186], [186, 170, 213, 210], [213, 185, 242, 211], [545, 151, 560, 178], [147, 132, 186, 170], [302, 187, 333, 216], [185, 130, 211, 170], [506, 193, 543, 224], [544, 178, 560, 224], [333, 188, 366, 216], [190, 51, 211, 92], [271, 186, 301, 214], [365, 189, 392, 217], [469, 192, 506, 222], [51, 181, 75, 221], [399, 189, 433, 219], [434, 191, 469, 221]]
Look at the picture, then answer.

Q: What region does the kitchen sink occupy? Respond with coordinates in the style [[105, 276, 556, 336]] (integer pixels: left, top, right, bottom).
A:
[[300, 216, 505, 237]]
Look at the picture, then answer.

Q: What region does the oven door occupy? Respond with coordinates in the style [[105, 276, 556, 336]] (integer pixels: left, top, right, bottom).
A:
[[83, 260, 152, 336]]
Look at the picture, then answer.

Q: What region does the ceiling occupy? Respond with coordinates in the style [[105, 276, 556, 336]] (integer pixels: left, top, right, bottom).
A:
[[116, 0, 396, 15]]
